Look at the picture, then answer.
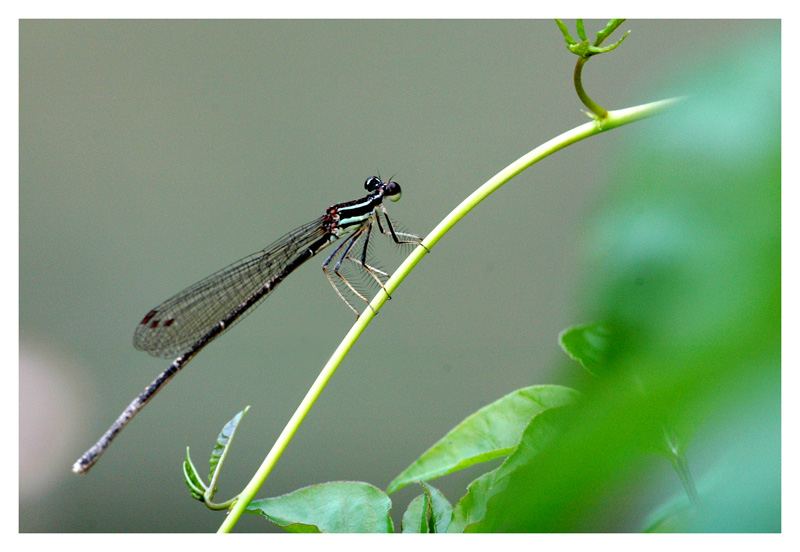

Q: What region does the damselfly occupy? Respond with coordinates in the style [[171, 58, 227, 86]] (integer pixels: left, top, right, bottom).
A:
[[73, 176, 423, 474]]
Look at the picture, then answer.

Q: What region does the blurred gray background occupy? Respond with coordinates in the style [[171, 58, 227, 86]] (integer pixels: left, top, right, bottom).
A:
[[19, 19, 775, 532]]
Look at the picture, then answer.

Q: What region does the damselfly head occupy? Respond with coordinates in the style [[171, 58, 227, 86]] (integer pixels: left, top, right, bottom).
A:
[[364, 176, 382, 192]]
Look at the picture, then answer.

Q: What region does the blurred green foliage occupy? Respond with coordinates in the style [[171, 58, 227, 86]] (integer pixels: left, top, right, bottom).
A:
[[471, 34, 780, 532]]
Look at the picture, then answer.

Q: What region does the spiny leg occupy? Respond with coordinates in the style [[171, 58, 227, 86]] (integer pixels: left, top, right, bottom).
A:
[[322, 228, 374, 315], [322, 231, 364, 316], [332, 229, 377, 310], [377, 207, 429, 251], [353, 221, 393, 299]]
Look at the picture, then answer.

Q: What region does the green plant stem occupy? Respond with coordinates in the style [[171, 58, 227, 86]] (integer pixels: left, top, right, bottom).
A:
[[669, 449, 701, 507], [205, 496, 239, 511], [662, 424, 700, 507], [574, 57, 608, 119], [217, 96, 683, 533]]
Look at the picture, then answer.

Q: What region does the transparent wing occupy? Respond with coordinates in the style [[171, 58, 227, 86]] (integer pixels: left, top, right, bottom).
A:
[[133, 216, 328, 359]]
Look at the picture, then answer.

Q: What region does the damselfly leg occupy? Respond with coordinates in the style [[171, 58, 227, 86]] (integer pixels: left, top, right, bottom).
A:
[[322, 208, 423, 316]]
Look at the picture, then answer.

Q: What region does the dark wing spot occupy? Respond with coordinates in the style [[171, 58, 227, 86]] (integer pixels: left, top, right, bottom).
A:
[[140, 310, 157, 325]]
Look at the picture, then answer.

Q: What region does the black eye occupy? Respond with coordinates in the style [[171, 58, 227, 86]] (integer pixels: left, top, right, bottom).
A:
[[364, 176, 382, 191], [384, 181, 402, 202]]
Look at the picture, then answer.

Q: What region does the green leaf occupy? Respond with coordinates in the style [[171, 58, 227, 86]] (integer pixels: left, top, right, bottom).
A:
[[567, 40, 592, 57], [595, 19, 627, 45], [421, 482, 452, 533], [554, 19, 576, 45], [209, 406, 249, 483], [183, 447, 207, 501], [246, 481, 394, 533], [460, 405, 574, 532], [492, 404, 572, 476], [588, 32, 630, 55], [401, 493, 429, 533], [576, 19, 587, 41], [448, 470, 501, 533], [387, 385, 580, 494], [558, 322, 612, 374], [401, 483, 452, 533]]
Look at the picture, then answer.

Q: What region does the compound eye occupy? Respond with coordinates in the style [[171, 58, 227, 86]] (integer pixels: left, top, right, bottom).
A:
[[384, 181, 402, 202], [364, 176, 382, 191]]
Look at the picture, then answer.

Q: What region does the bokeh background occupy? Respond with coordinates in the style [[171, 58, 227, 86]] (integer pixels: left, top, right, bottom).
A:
[[19, 20, 780, 532]]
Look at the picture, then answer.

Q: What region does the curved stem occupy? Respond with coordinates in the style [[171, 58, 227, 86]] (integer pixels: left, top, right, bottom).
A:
[[205, 495, 239, 511], [574, 57, 608, 119], [217, 96, 684, 533]]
